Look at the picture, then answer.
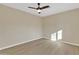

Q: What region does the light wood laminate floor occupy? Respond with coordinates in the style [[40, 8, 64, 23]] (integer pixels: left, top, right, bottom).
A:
[[0, 38, 79, 55]]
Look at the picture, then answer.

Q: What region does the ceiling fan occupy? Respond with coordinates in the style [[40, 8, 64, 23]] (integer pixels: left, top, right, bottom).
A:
[[28, 3, 50, 14]]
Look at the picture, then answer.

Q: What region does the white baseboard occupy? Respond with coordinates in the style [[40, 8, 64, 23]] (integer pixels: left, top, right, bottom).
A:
[[62, 41, 79, 47], [0, 37, 42, 50]]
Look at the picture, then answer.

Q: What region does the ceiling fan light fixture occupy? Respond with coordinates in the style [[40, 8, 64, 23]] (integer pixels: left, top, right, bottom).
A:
[[37, 9, 41, 13]]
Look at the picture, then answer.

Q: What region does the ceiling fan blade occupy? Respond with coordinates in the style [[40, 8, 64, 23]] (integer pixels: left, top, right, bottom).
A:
[[28, 7, 36, 9], [40, 5, 49, 9]]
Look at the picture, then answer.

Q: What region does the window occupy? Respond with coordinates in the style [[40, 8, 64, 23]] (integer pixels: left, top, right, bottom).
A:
[[51, 30, 62, 41], [57, 30, 62, 40], [51, 33, 56, 41]]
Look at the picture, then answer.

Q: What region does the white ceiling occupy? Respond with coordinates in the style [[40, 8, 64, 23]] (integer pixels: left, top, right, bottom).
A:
[[2, 3, 79, 17]]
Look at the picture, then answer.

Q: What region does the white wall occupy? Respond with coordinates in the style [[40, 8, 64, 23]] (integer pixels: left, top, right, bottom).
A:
[[0, 5, 42, 48], [43, 8, 79, 44]]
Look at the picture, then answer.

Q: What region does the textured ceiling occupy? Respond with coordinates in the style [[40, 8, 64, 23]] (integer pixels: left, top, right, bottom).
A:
[[2, 3, 79, 17]]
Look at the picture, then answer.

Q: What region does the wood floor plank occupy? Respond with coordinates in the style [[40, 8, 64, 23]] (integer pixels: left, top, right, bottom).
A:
[[0, 38, 79, 55]]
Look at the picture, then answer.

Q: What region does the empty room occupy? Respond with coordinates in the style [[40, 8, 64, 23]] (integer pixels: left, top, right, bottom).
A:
[[0, 3, 79, 55]]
